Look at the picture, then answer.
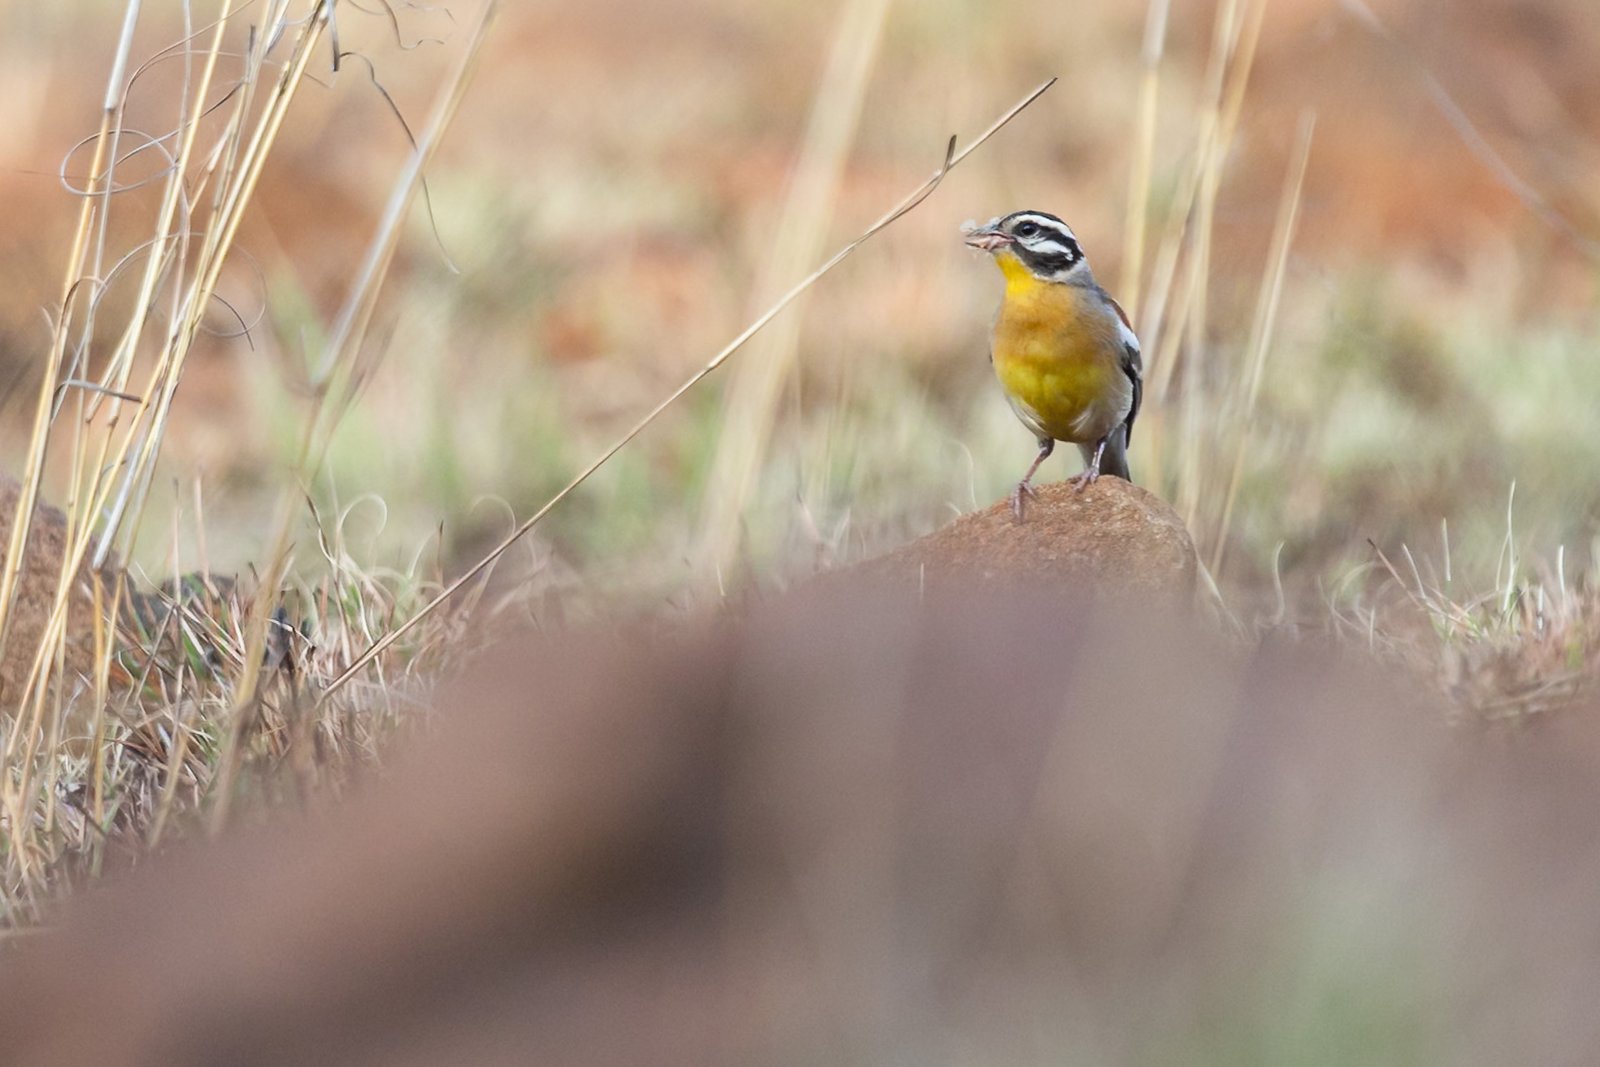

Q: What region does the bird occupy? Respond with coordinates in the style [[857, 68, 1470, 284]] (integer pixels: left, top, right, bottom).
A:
[[963, 211, 1142, 521]]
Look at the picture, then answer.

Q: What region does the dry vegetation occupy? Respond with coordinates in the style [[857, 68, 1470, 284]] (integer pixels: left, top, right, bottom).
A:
[[0, 0, 1597, 932]]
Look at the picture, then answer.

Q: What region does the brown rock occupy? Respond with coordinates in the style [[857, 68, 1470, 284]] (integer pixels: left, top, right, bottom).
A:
[[850, 478, 1197, 600], [0, 475, 103, 705]]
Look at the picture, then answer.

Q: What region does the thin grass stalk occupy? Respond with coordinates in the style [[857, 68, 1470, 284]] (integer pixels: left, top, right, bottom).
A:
[[61, 5, 157, 433], [1500, 483, 1519, 617], [87, 573, 113, 833], [1217, 0, 1268, 150], [92, 3, 303, 565], [1174, 0, 1243, 527], [209, 0, 500, 834], [1181, 0, 1242, 341], [1138, 196, 1201, 493], [1208, 111, 1315, 575], [4, 2, 326, 799], [696, 0, 891, 586], [38, 13, 226, 851], [79, 0, 230, 486], [320, 78, 1059, 699], [1120, 0, 1171, 318], [96, 0, 334, 570], [147, 501, 191, 849], [1135, 1, 1231, 490], [39, 645, 67, 843], [1176, 370, 1204, 528], [1139, 140, 1201, 401], [0, 1, 142, 675], [1177, 0, 1270, 528], [1240, 119, 1314, 411]]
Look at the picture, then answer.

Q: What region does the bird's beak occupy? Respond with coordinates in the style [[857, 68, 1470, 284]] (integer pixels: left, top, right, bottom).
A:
[[962, 223, 1014, 253]]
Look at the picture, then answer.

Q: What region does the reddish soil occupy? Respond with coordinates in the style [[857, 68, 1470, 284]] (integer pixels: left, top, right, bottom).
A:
[[850, 477, 1197, 600]]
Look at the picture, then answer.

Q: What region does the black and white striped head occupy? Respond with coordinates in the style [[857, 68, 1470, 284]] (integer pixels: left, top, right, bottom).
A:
[[961, 210, 1090, 283]]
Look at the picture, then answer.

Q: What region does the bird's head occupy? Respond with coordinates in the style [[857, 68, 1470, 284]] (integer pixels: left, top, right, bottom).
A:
[[961, 210, 1090, 284]]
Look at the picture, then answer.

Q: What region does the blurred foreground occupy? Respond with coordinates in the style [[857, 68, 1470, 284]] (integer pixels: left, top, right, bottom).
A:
[[5, 584, 1600, 1064]]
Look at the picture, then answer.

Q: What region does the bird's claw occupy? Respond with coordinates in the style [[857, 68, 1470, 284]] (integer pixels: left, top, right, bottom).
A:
[[1009, 481, 1039, 522], [1067, 467, 1100, 493]]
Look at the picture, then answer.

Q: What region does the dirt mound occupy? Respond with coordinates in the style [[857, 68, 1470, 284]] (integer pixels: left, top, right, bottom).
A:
[[0, 477, 235, 708], [0, 477, 101, 704], [849, 478, 1197, 600]]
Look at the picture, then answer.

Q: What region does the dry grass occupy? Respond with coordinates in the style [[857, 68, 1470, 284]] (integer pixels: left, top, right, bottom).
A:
[[696, 0, 892, 586], [1327, 500, 1600, 724], [0, 0, 504, 924]]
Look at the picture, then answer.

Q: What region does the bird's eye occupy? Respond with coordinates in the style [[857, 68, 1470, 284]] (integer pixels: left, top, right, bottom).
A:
[[1014, 221, 1041, 239]]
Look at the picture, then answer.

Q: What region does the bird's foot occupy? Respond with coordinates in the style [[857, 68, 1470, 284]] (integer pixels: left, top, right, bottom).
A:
[[1009, 481, 1039, 522], [1067, 467, 1100, 493]]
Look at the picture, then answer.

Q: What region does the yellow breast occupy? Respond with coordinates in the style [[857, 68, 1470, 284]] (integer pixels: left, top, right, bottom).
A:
[[990, 254, 1121, 444]]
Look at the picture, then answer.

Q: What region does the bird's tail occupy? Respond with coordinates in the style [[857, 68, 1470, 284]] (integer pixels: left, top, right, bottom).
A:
[[1082, 428, 1131, 483]]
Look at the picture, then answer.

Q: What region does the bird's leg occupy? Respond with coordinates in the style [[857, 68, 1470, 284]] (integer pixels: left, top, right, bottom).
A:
[[1010, 438, 1054, 521], [1067, 436, 1108, 492]]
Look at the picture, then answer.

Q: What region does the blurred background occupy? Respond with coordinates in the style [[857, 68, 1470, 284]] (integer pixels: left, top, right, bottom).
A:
[[0, 0, 1596, 611]]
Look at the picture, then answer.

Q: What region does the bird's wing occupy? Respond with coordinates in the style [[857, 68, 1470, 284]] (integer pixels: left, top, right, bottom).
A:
[[1103, 292, 1143, 447]]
